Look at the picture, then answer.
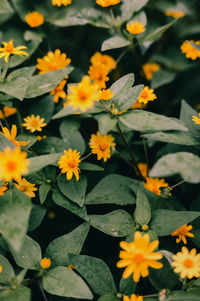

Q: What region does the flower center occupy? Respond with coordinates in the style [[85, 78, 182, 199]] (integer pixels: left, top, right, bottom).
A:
[[99, 143, 108, 151], [19, 185, 27, 192], [134, 253, 144, 263], [5, 43, 14, 52], [49, 63, 58, 71], [141, 90, 148, 98], [68, 160, 77, 168], [152, 185, 159, 194], [6, 160, 17, 171], [183, 258, 194, 268], [78, 90, 88, 101], [30, 120, 39, 128]]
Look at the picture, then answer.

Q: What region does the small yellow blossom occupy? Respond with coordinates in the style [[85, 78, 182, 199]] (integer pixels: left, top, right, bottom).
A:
[[88, 64, 109, 89], [126, 21, 146, 35], [90, 52, 116, 72], [50, 79, 67, 103], [58, 149, 81, 181], [131, 100, 147, 110], [138, 163, 148, 178], [0, 265, 2, 273], [40, 258, 51, 269], [89, 132, 115, 162], [37, 49, 71, 74], [124, 294, 143, 301], [142, 63, 160, 81], [15, 178, 37, 198], [99, 89, 114, 100], [144, 177, 170, 196], [0, 183, 7, 196], [66, 76, 99, 112], [165, 11, 186, 18], [180, 40, 200, 60], [0, 106, 16, 119], [1, 125, 28, 149], [192, 113, 200, 124], [68, 264, 74, 269], [171, 247, 200, 279], [37, 135, 47, 141], [141, 224, 149, 231], [117, 231, 163, 282], [96, 0, 120, 7], [25, 11, 44, 27], [52, 0, 72, 6], [171, 224, 194, 244], [0, 40, 28, 63], [138, 86, 157, 105], [22, 115, 47, 133], [0, 147, 29, 182]]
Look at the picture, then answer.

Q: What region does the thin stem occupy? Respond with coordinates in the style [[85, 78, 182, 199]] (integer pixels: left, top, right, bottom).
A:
[[115, 150, 137, 170], [143, 294, 158, 298], [170, 180, 185, 190], [116, 47, 129, 65], [81, 152, 92, 161], [1, 109, 10, 130], [0, 60, 10, 81], [39, 281, 48, 301], [141, 103, 150, 175], [16, 107, 23, 134], [52, 172, 62, 186]]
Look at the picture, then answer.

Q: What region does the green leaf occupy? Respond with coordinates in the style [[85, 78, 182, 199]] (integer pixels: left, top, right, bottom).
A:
[[101, 35, 130, 51], [33, 137, 67, 154], [29, 95, 54, 123], [168, 291, 200, 301], [0, 287, 31, 301], [0, 0, 14, 14], [0, 254, 15, 284], [121, 0, 149, 21], [89, 210, 135, 237], [119, 110, 187, 132], [28, 205, 46, 231], [85, 174, 136, 205], [97, 114, 117, 135], [9, 235, 41, 270], [0, 77, 29, 101], [142, 19, 177, 42], [0, 133, 15, 151], [80, 162, 104, 171], [142, 131, 199, 145], [45, 222, 90, 267], [97, 294, 119, 301], [119, 276, 137, 295], [151, 70, 176, 89], [43, 266, 93, 299], [150, 152, 200, 183], [115, 85, 144, 111], [27, 153, 62, 174], [110, 74, 135, 98], [17, 134, 37, 150], [39, 184, 51, 204], [0, 188, 32, 252], [57, 174, 87, 207], [180, 100, 200, 137], [7, 66, 35, 81], [134, 189, 151, 226], [69, 254, 116, 295], [150, 209, 200, 236], [53, 105, 79, 119]]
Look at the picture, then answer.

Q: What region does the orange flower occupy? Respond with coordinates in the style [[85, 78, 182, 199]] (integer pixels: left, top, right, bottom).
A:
[[138, 86, 157, 104], [90, 52, 116, 72], [138, 163, 148, 178], [15, 178, 37, 198], [144, 177, 170, 196], [52, 0, 72, 6], [88, 64, 109, 89], [0, 106, 16, 119], [25, 11, 44, 27], [0, 183, 7, 196], [142, 63, 160, 81], [126, 21, 146, 35], [99, 89, 114, 100], [1, 125, 28, 149], [96, 0, 120, 7], [180, 40, 200, 60], [171, 224, 194, 244], [22, 115, 47, 133], [58, 149, 81, 181], [165, 11, 186, 18], [40, 258, 51, 269], [192, 113, 200, 124], [50, 79, 67, 103], [89, 132, 115, 162]]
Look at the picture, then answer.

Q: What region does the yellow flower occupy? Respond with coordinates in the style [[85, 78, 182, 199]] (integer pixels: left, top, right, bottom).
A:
[[124, 294, 143, 301], [88, 64, 109, 89], [22, 115, 47, 133], [126, 21, 146, 35], [25, 11, 44, 27], [40, 258, 51, 269], [180, 40, 200, 60], [142, 63, 160, 81], [89, 132, 115, 162], [99, 89, 114, 100], [192, 113, 200, 124], [37, 49, 71, 74], [165, 11, 186, 18], [171, 224, 194, 244], [96, 0, 120, 7], [0, 40, 28, 63], [66, 76, 99, 112], [15, 178, 37, 198], [0, 106, 16, 119], [52, 0, 72, 6], [144, 177, 170, 196], [50, 79, 67, 103], [58, 149, 81, 181], [138, 86, 157, 104], [90, 52, 116, 72], [0, 265, 2, 273], [138, 163, 148, 178], [68, 264, 74, 269], [171, 247, 200, 279], [1, 125, 28, 149], [131, 100, 147, 110], [0, 147, 29, 182], [0, 183, 7, 196], [117, 231, 163, 283], [37, 135, 47, 141]]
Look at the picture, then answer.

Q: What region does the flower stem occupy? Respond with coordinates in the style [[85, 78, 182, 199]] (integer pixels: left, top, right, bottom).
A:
[[141, 103, 150, 175], [0, 60, 10, 81], [170, 180, 185, 190], [39, 280, 48, 301], [116, 47, 129, 65], [81, 152, 92, 161]]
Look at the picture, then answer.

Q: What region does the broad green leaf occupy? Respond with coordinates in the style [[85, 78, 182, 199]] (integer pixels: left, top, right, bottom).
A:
[[9, 235, 41, 270], [80, 162, 104, 171], [180, 100, 200, 136], [39, 184, 51, 204], [28, 95, 54, 123], [151, 70, 176, 89], [0, 287, 31, 301], [43, 266, 93, 299], [0, 188, 32, 252], [97, 114, 117, 135], [101, 35, 130, 51], [7, 66, 35, 81], [27, 153, 62, 174], [57, 174, 87, 207], [142, 19, 177, 42], [115, 85, 144, 111], [28, 205, 46, 231], [17, 134, 37, 150], [0, 254, 15, 284], [121, 0, 149, 21], [0, 0, 14, 14], [150, 209, 200, 236], [0, 133, 15, 151], [134, 189, 151, 226], [168, 291, 200, 301], [98, 295, 119, 301], [45, 222, 90, 267], [119, 110, 187, 132], [69, 254, 116, 295], [89, 209, 135, 237], [33, 137, 67, 154], [110, 74, 135, 98], [119, 276, 137, 295], [0, 77, 29, 101], [85, 174, 136, 205], [150, 152, 200, 183], [53, 105, 80, 119]]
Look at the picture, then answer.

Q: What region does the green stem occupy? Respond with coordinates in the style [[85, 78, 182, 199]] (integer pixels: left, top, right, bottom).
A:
[[170, 180, 185, 190], [16, 107, 23, 134], [116, 47, 129, 65], [0, 60, 10, 81], [81, 152, 92, 161], [1, 108, 10, 130], [141, 103, 150, 175]]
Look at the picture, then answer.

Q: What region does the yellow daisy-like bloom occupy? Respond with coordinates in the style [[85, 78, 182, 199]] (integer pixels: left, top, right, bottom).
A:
[[90, 52, 116, 72], [52, 0, 72, 6], [0, 183, 7, 196], [1, 125, 28, 149], [144, 177, 170, 196], [66, 76, 99, 112], [180, 40, 200, 60], [171, 247, 200, 279], [142, 63, 160, 81], [15, 178, 37, 198], [22, 115, 47, 133], [40, 258, 51, 269], [126, 21, 146, 35], [124, 294, 143, 301], [25, 11, 44, 27], [88, 64, 109, 89], [50, 79, 67, 103], [165, 11, 186, 18], [0, 106, 16, 119], [99, 89, 114, 100], [58, 149, 81, 181], [0, 40, 28, 63], [138, 86, 157, 104], [192, 113, 200, 124], [138, 163, 148, 178], [117, 231, 163, 283], [96, 0, 120, 7], [89, 132, 115, 162], [171, 224, 194, 244], [0, 265, 2, 273], [37, 49, 71, 74], [0, 147, 29, 182]]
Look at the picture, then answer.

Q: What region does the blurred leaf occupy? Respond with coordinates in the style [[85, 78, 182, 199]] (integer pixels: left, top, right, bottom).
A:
[[0, 133, 15, 151], [134, 189, 151, 226], [180, 100, 200, 137], [27, 153, 62, 174], [53, 105, 80, 119], [0, 254, 15, 284], [97, 295, 119, 301], [39, 184, 51, 204], [151, 70, 176, 89], [110, 73, 135, 98], [28, 205, 46, 231], [0, 287, 31, 301], [142, 131, 199, 145], [120, 0, 149, 21], [0, 77, 29, 101], [119, 276, 137, 295], [141, 19, 177, 42], [7, 66, 35, 81], [168, 291, 200, 300], [97, 114, 117, 135], [33, 137, 67, 154], [80, 162, 104, 171], [115, 84, 144, 111], [101, 35, 130, 51], [17, 134, 37, 150]]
